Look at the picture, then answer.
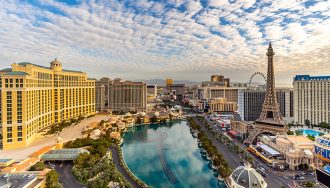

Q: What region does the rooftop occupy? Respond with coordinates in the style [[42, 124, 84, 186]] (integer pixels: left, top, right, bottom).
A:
[[0, 159, 14, 163], [4, 71, 29, 76], [287, 136, 313, 144], [0, 173, 38, 188], [41, 148, 89, 161], [229, 163, 267, 188], [0, 68, 12, 72], [62, 69, 83, 73], [17, 62, 83, 73], [18, 62, 49, 69], [257, 142, 281, 156], [294, 75, 330, 81]]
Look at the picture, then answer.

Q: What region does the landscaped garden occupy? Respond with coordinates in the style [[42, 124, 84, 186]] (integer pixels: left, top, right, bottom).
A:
[[47, 115, 86, 134], [65, 132, 131, 188]]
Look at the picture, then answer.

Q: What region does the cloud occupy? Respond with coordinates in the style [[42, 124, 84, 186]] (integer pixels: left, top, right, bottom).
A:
[[207, 0, 229, 8], [0, 0, 329, 84]]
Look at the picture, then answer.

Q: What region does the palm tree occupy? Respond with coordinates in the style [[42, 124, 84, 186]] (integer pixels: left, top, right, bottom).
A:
[[305, 119, 311, 128]]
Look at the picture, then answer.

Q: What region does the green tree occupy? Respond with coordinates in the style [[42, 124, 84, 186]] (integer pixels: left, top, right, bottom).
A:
[[305, 181, 314, 187], [150, 116, 158, 123], [305, 119, 311, 128], [319, 122, 329, 129], [247, 156, 254, 165], [287, 130, 294, 135], [29, 161, 46, 171], [46, 170, 60, 188], [307, 134, 315, 141]]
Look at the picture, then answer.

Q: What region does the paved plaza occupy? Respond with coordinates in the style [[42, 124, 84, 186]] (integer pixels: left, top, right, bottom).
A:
[[0, 115, 109, 161]]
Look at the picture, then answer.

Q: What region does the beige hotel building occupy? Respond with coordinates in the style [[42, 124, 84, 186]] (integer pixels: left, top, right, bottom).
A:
[[96, 78, 147, 113], [0, 59, 95, 150], [293, 75, 330, 125]]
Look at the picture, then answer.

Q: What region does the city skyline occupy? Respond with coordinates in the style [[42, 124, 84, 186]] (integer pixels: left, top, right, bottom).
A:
[[0, 0, 329, 85]]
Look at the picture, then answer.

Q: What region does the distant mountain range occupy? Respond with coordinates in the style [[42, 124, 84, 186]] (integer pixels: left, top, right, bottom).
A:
[[139, 79, 201, 86]]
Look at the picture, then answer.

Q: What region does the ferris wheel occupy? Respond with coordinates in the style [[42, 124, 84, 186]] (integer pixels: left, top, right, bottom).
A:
[[249, 72, 267, 87]]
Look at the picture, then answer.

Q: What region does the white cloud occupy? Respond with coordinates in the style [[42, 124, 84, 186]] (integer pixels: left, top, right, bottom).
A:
[[207, 0, 229, 8], [285, 22, 308, 43], [265, 25, 284, 40], [0, 0, 328, 84]]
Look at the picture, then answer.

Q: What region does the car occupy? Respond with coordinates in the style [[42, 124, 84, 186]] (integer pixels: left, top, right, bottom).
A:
[[48, 164, 55, 169], [256, 169, 267, 177], [299, 176, 305, 180]]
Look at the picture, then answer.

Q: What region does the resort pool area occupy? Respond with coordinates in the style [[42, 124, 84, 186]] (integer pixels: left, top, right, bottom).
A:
[[299, 129, 324, 137], [121, 121, 226, 188]]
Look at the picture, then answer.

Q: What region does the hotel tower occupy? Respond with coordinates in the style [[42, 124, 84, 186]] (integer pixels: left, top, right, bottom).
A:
[[0, 59, 95, 150]]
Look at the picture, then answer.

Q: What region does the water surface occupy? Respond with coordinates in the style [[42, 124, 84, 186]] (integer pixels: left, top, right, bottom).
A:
[[299, 129, 324, 137], [122, 121, 226, 188]]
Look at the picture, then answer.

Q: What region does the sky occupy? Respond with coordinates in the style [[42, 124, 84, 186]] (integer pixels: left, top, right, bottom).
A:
[[0, 0, 329, 86]]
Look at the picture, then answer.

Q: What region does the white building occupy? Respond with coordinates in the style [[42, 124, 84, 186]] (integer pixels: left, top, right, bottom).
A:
[[225, 163, 267, 188], [197, 86, 243, 102], [293, 75, 330, 125]]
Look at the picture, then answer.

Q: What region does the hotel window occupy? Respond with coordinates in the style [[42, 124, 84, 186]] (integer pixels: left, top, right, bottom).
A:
[[9, 79, 13, 88], [16, 79, 19, 87], [7, 132, 12, 141], [7, 91, 12, 124]]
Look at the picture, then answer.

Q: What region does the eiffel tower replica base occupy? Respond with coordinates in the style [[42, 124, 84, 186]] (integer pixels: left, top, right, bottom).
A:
[[244, 120, 288, 145]]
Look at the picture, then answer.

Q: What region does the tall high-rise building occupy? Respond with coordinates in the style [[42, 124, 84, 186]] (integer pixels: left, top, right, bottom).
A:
[[293, 75, 330, 125], [170, 84, 185, 101], [96, 79, 147, 112], [211, 75, 224, 82], [202, 75, 230, 87], [198, 86, 241, 103], [95, 77, 112, 112], [165, 78, 173, 90], [238, 89, 293, 121], [0, 59, 96, 150], [147, 85, 157, 102]]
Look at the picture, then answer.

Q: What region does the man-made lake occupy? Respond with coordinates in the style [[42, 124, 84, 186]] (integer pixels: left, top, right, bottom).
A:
[[122, 120, 226, 188]]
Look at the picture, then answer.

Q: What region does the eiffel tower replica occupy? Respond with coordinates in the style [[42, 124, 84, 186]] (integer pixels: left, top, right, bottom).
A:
[[244, 42, 288, 145]]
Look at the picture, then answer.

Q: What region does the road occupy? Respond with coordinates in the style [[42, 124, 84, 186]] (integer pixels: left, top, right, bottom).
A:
[[192, 116, 290, 188], [52, 162, 85, 188], [109, 146, 144, 188]]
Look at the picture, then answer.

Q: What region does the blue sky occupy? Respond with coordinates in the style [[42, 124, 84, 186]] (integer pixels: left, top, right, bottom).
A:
[[0, 0, 329, 85]]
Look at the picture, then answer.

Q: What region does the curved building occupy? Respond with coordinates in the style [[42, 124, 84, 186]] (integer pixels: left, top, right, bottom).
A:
[[0, 59, 96, 150], [225, 163, 267, 188], [314, 134, 330, 163]]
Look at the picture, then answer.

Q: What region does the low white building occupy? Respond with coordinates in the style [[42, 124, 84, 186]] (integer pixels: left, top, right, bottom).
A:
[[225, 163, 267, 188]]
